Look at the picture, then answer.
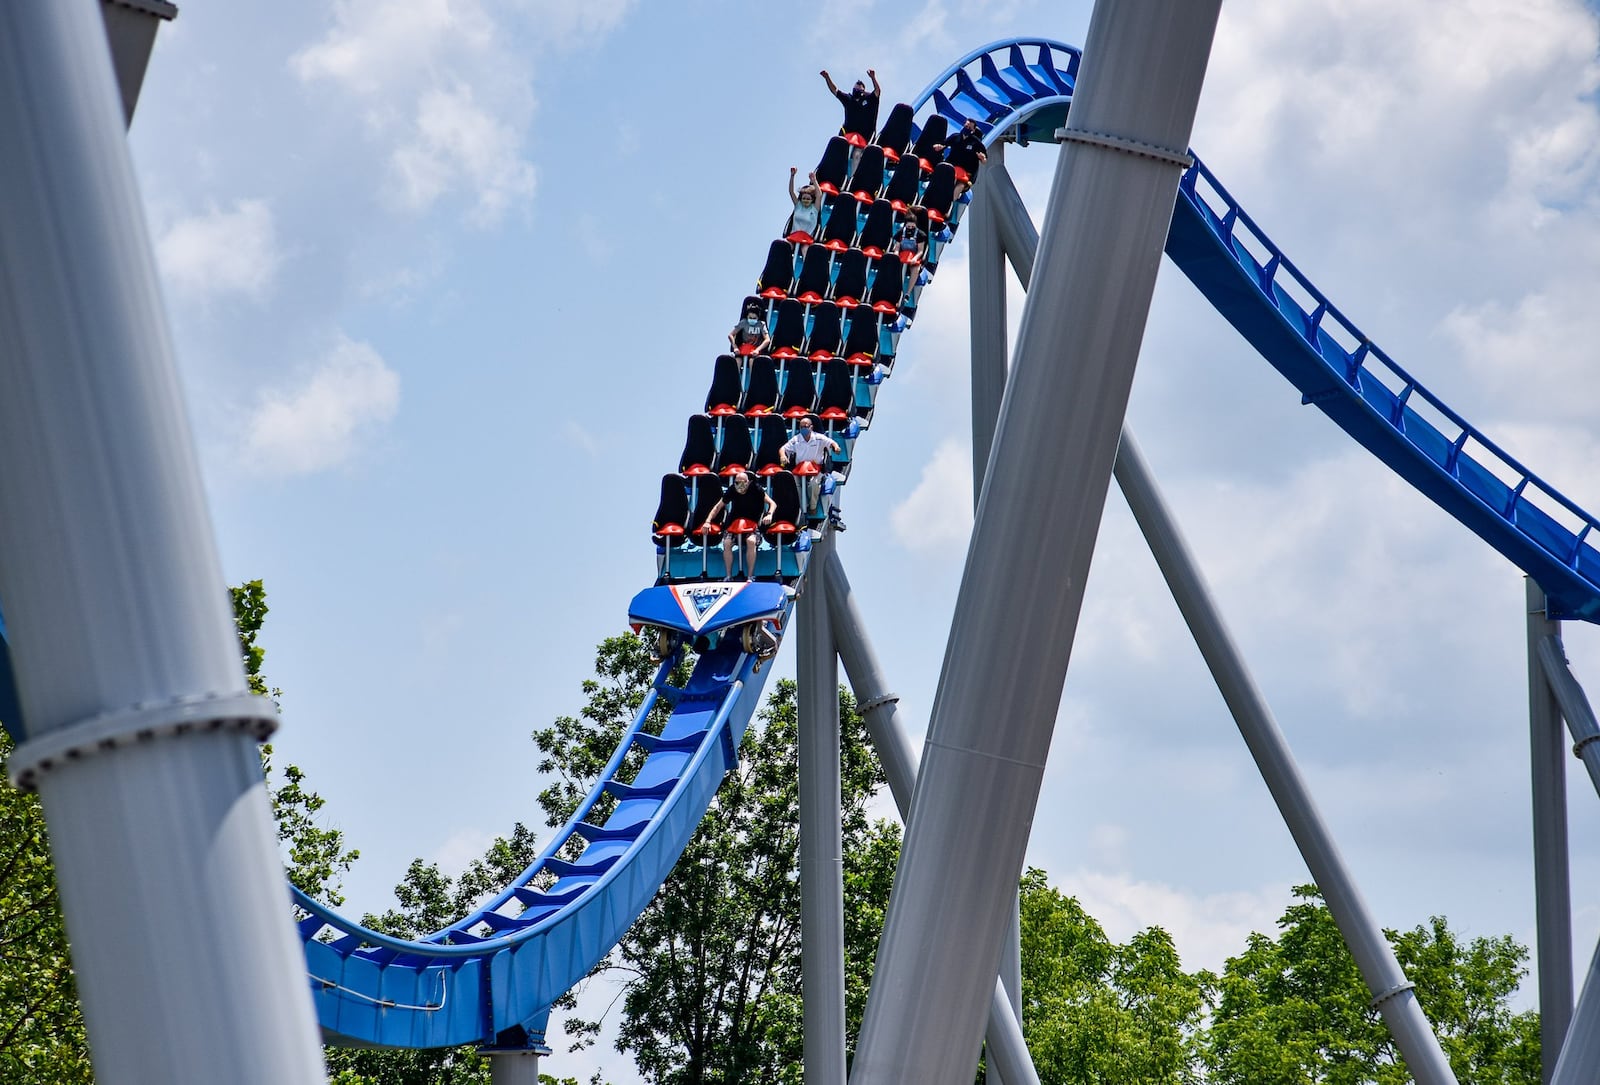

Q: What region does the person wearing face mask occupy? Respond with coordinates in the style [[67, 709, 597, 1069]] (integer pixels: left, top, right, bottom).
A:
[[788, 167, 822, 245], [729, 302, 772, 356], [779, 415, 845, 530], [820, 68, 882, 147], [703, 468, 776, 581]]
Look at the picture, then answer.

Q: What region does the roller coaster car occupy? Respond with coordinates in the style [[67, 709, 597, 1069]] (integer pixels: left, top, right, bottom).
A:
[[628, 580, 791, 663]]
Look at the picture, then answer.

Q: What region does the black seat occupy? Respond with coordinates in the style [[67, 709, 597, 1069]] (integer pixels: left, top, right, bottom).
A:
[[751, 414, 789, 477], [679, 415, 716, 476], [819, 196, 857, 253], [848, 145, 886, 204], [911, 115, 949, 173], [757, 240, 795, 299], [868, 256, 905, 315], [713, 414, 753, 476], [857, 200, 895, 259], [918, 162, 958, 225], [769, 299, 806, 358], [685, 473, 725, 577], [652, 474, 690, 546], [831, 250, 868, 307], [874, 103, 915, 163], [704, 354, 743, 417], [883, 155, 921, 213], [743, 355, 778, 416], [815, 359, 854, 428], [843, 310, 879, 362], [794, 246, 832, 304], [777, 358, 818, 418], [806, 303, 842, 361], [814, 137, 852, 196]]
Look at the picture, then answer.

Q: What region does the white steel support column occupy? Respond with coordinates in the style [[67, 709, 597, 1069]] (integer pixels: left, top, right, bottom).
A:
[[0, 3, 325, 1083], [967, 138, 1025, 1084], [1527, 579, 1574, 1079], [985, 161, 1457, 1085], [851, 7, 1220, 1082], [822, 552, 1041, 1085], [800, 531, 847, 1085]]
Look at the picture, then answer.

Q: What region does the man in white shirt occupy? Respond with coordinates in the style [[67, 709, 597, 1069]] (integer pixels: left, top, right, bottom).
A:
[[779, 414, 844, 527]]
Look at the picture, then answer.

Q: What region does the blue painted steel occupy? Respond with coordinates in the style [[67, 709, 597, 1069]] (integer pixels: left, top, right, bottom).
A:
[[628, 581, 789, 639], [0, 609, 21, 744], [0, 35, 1573, 1052], [1162, 161, 1600, 621]]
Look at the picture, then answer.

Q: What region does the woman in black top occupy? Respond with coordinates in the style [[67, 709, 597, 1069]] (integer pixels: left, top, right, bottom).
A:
[[704, 468, 776, 581]]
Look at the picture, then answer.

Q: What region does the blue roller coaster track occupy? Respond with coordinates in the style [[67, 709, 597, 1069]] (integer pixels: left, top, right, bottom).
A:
[[14, 35, 1593, 1053]]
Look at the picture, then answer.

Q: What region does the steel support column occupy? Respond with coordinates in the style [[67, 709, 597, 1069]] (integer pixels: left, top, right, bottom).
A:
[[985, 159, 1457, 1085], [851, 9, 1220, 1078], [1551, 938, 1600, 1085], [488, 1053, 543, 1085], [1115, 431, 1459, 1085], [1527, 579, 1573, 1079], [800, 531, 847, 1085], [1536, 635, 1600, 796], [822, 552, 1040, 1085], [969, 139, 1009, 501], [0, 3, 325, 1082], [968, 137, 1024, 1084]]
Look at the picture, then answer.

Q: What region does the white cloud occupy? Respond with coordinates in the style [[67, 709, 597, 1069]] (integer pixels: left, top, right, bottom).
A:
[[389, 82, 538, 223], [290, 0, 542, 225], [512, 0, 637, 47], [156, 199, 280, 301], [243, 335, 401, 476], [889, 439, 973, 552], [289, 0, 494, 95], [1064, 868, 1287, 974]]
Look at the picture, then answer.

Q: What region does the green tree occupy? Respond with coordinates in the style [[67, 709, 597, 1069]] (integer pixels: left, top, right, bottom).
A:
[[0, 729, 93, 1084], [1014, 867, 1208, 1084], [533, 634, 901, 1085], [1204, 885, 1541, 1084]]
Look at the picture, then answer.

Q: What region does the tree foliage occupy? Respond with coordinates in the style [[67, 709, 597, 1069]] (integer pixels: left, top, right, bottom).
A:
[[533, 634, 900, 1085], [0, 730, 93, 1084], [1015, 867, 1207, 1084], [1204, 885, 1541, 1085]]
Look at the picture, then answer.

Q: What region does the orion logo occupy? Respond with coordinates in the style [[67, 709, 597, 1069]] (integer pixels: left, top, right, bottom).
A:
[[671, 581, 746, 631]]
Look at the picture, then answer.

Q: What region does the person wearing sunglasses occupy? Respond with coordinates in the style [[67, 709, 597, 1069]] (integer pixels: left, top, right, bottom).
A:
[[703, 468, 776, 581]]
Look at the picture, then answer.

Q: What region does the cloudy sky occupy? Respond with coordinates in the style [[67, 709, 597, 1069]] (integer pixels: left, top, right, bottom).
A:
[[118, 0, 1600, 1079]]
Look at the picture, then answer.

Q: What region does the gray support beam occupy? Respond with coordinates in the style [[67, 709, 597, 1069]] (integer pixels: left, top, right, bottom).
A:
[[1536, 635, 1600, 797], [986, 164, 1457, 1085], [800, 531, 847, 1085], [851, 8, 1220, 1080], [1114, 431, 1458, 1085], [967, 139, 1024, 1085], [99, 0, 177, 124], [1527, 580, 1574, 1077], [0, 4, 325, 1083], [969, 139, 1009, 504], [489, 1053, 543, 1085], [1551, 938, 1600, 1085], [822, 553, 1041, 1085]]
